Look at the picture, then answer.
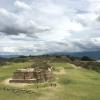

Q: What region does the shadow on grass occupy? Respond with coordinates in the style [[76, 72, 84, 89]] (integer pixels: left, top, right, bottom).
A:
[[58, 77, 75, 85]]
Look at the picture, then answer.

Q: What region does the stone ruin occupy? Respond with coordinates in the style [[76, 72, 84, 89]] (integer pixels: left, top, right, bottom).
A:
[[9, 62, 53, 83]]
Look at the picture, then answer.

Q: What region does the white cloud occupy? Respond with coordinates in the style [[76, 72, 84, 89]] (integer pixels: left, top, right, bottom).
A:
[[71, 37, 100, 52], [0, 0, 100, 54], [14, 1, 31, 11], [3, 47, 17, 52], [0, 8, 9, 16], [35, 0, 64, 16]]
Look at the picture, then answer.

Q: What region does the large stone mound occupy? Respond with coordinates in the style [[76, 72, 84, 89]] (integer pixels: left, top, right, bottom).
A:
[[9, 62, 53, 83]]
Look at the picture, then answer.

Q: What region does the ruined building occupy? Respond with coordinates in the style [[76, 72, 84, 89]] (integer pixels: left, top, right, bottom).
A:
[[9, 62, 53, 83]]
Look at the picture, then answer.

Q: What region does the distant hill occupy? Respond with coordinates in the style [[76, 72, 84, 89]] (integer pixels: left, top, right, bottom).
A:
[[0, 55, 19, 58], [67, 51, 100, 60], [49, 50, 100, 60], [0, 50, 100, 60]]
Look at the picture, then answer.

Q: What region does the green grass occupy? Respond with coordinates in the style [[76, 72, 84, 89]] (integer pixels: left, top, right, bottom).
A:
[[0, 62, 100, 100], [0, 62, 33, 81]]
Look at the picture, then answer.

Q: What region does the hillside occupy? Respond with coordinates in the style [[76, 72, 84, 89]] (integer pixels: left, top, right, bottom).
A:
[[0, 60, 100, 100], [1, 50, 100, 59], [43, 50, 100, 60]]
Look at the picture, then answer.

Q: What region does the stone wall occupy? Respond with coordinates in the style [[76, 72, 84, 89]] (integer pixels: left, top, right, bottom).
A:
[[12, 71, 34, 80], [9, 79, 36, 83], [10, 66, 53, 83]]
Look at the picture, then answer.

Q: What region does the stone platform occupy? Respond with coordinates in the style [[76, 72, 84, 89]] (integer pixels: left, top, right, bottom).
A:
[[9, 79, 36, 83]]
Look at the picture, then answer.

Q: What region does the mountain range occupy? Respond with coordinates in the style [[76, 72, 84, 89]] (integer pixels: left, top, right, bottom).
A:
[[0, 50, 100, 59]]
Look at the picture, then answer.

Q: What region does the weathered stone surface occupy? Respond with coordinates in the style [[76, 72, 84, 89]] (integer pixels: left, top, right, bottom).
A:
[[9, 79, 36, 83], [9, 63, 53, 83]]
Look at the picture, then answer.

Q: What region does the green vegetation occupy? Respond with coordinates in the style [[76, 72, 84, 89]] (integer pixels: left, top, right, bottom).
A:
[[0, 61, 100, 100], [72, 61, 100, 72], [31, 61, 51, 69], [0, 62, 33, 81]]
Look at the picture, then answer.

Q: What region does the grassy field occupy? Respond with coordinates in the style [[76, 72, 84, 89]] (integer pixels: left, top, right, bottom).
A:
[[0, 62, 100, 100]]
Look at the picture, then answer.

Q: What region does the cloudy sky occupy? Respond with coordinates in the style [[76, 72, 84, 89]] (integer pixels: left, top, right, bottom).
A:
[[0, 0, 100, 55]]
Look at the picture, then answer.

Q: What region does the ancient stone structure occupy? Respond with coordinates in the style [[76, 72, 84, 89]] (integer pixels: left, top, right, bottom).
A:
[[9, 63, 53, 83]]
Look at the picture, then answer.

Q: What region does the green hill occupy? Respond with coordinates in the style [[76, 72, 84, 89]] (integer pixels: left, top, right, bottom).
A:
[[0, 61, 100, 100]]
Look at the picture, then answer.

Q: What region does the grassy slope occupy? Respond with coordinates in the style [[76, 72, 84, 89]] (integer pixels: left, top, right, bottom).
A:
[[52, 63, 100, 100], [0, 62, 100, 100]]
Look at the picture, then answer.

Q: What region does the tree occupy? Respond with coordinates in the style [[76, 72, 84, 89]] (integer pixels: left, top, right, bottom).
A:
[[81, 56, 94, 61]]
